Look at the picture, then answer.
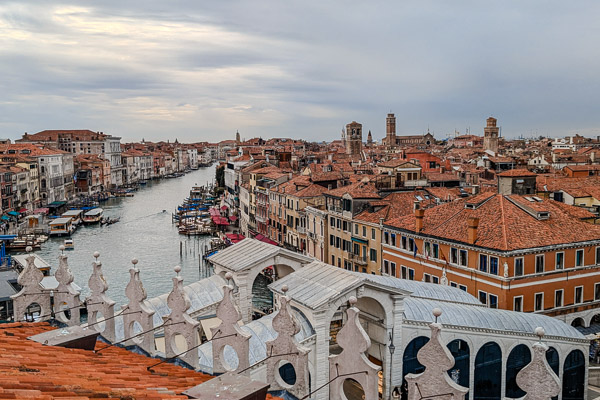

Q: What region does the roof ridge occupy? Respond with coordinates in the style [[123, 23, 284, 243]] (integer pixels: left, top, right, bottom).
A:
[[500, 195, 509, 250]]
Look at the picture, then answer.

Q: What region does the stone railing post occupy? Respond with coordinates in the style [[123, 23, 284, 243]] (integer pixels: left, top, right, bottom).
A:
[[53, 246, 82, 326], [86, 251, 116, 342], [121, 258, 156, 355], [405, 308, 468, 400], [329, 296, 380, 400], [163, 265, 200, 369], [513, 327, 561, 400], [265, 284, 310, 398], [211, 272, 251, 374], [11, 246, 51, 322]]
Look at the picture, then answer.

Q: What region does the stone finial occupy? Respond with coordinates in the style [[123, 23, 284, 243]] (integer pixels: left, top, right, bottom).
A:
[[441, 269, 448, 285], [122, 263, 155, 354], [11, 251, 51, 322], [514, 339, 560, 400], [265, 285, 310, 397], [329, 299, 380, 400], [53, 254, 82, 326], [405, 320, 468, 400], [211, 283, 251, 374], [163, 268, 199, 368], [86, 252, 116, 342], [59, 244, 65, 253]]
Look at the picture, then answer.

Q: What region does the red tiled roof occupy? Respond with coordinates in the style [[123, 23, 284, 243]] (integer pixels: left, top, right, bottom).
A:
[[386, 194, 600, 251], [497, 169, 537, 177], [0, 322, 282, 400]]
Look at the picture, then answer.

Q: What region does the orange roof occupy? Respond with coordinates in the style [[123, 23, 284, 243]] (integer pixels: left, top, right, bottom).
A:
[[0, 322, 282, 400], [325, 180, 381, 199], [497, 169, 537, 177], [386, 194, 600, 251]]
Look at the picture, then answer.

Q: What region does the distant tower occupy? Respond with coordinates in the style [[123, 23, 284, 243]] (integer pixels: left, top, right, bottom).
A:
[[235, 130, 241, 145], [367, 130, 373, 146], [385, 113, 397, 147], [345, 121, 363, 156], [483, 117, 499, 153]]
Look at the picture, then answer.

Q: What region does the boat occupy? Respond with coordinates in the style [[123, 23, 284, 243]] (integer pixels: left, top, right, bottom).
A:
[[61, 209, 84, 226], [100, 217, 120, 226], [83, 208, 104, 224], [139, 180, 147, 185], [49, 217, 75, 236], [64, 239, 74, 250]]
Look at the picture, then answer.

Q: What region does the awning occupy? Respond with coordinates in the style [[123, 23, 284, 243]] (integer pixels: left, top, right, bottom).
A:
[[211, 216, 229, 226], [33, 208, 49, 214], [1, 216, 9, 221], [220, 205, 228, 210], [47, 201, 66, 208], [7, 211, 19, 217], [254, 234, 279, 246], [351, 237, 368, 244], [18, 208, 28, 213], [229, 215, 238, 222]]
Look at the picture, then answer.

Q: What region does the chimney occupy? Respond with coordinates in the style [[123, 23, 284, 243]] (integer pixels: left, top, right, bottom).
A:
[[591, 152, 596, 163], [379, 217, 384, 228], [467, 217, 479, 244], [415, 208, 425, 232], [472, 185, 480, 195]]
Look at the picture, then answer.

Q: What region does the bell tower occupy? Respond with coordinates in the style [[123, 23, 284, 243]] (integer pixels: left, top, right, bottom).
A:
[[483, 117, 499, 154], [385, 113, 396, 147]]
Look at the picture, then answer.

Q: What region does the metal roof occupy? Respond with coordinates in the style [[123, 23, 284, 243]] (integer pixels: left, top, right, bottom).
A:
[[404, 297, 585, 340], [207, 238, 312, 272], [270, 261, 409, 310], [357, 274, 481, 305], [0, 269, 18, 301], [197, 309, 315, 371]]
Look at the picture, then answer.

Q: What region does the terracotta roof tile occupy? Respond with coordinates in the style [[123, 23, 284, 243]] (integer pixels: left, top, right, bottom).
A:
[[0, 323, 281, 400]]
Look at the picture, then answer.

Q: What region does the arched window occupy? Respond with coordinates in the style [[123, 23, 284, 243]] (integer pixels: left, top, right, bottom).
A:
[[571, 318, 584, 327], [474, 342, 502, 400], [505, 344, 531, 398], [447, 339, 470, 399], [402, 336, 429, 378], [562, 350, 585, 400], [546, 347, 559, 400]]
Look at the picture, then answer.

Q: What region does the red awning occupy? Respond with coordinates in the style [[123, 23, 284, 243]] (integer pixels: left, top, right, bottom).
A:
[[209, 208, 221, 216], [211, 216, 229, 225], [18, 208, 28, 213], [225, 233, 245, 243], [229, 215, 238, 222], [220, 205, 228, 210], [33, 208, 49, 215], [254, 234, 278, 246]]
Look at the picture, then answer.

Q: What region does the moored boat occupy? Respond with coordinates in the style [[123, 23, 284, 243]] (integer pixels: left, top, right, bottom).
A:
[[64, 239, 74, 250], [83, 208, 104, 224]]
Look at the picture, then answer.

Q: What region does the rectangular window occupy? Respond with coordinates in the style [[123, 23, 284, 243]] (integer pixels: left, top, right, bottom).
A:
[[343, 221, 348, 231], [514, 258, 524, 277], [424, 242, 431, 257], [450, 248, 458, 264], [489, 294, 498, 309], [535, 255, 544, 273], [459, 284, 467, 292], [479, 254, 487, 272], [401, 266, 407, 279], [514, 296, 523, 312], [596, 247, 600, 264], [408, 269, 414, 280], [576, 249, 584, 267], [459, 250, 468, 267], [362, 226, 366, 237], [424, 273, 431, 283], [401, 236, 407, 249], [336, 219, 341, 229], [535, 293, 544, 311], [450, 282, 458, 288], [331, 255, 335, 265], [390, 262, 396, 277], [390, 234, 397, 247], [556, 252, 564, 270], [575, 286, 583, 304], [490, 256, 499, 275], [596, 283, 600, 301], [555, 289, 563, 308], [370, 249, 377, 262], [384, 232, 389, 245], [371, 228, 375, 240], [432, 244, 439, 259], [478, 291, 487, 305], [335, 237, 340, 249], [384, 260, 389, 275], [354, 223, 358, 234], [330, 235, 334, 246], [432, 276, 439, 284]]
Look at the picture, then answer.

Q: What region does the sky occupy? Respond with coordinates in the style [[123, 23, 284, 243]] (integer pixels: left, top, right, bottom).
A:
[[1, 1, 599, 144]]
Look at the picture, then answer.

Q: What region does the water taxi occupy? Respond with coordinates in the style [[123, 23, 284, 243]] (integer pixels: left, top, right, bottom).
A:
[[49, 217, 75, 236], [64, 239, 74, 250], [83, 208, 104, 224]]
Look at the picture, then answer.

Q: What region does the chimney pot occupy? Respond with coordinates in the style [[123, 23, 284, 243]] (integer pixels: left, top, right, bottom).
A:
[[415, 208, 425, 232], [467, 217, 479, 244]]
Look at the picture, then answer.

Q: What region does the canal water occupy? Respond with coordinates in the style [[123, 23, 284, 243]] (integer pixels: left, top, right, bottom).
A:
[[34, 167, 217, 307]]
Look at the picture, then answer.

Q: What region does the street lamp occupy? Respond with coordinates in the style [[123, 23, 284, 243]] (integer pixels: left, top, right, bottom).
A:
[[388, 329, 396, 400]]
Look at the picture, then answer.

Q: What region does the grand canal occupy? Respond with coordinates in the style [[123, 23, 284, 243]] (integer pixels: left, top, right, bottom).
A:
[[34, 167, 217, 307]]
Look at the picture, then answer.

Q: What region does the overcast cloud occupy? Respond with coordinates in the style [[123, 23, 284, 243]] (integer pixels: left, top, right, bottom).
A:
[[1, 1, 599, 143]]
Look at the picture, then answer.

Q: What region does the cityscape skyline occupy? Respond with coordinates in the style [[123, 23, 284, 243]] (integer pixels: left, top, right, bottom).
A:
[[1, 1, 600, 143]]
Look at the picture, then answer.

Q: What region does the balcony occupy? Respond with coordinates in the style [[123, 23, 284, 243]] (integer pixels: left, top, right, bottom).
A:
[[307, 231, 316, 240], [296, 226, 306, 234], [349, 253, 368, 266]]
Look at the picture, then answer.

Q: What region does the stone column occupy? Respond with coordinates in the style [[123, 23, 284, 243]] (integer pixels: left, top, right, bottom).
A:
[[53, 248, 82, 326], [86, 251, 116, 342]]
